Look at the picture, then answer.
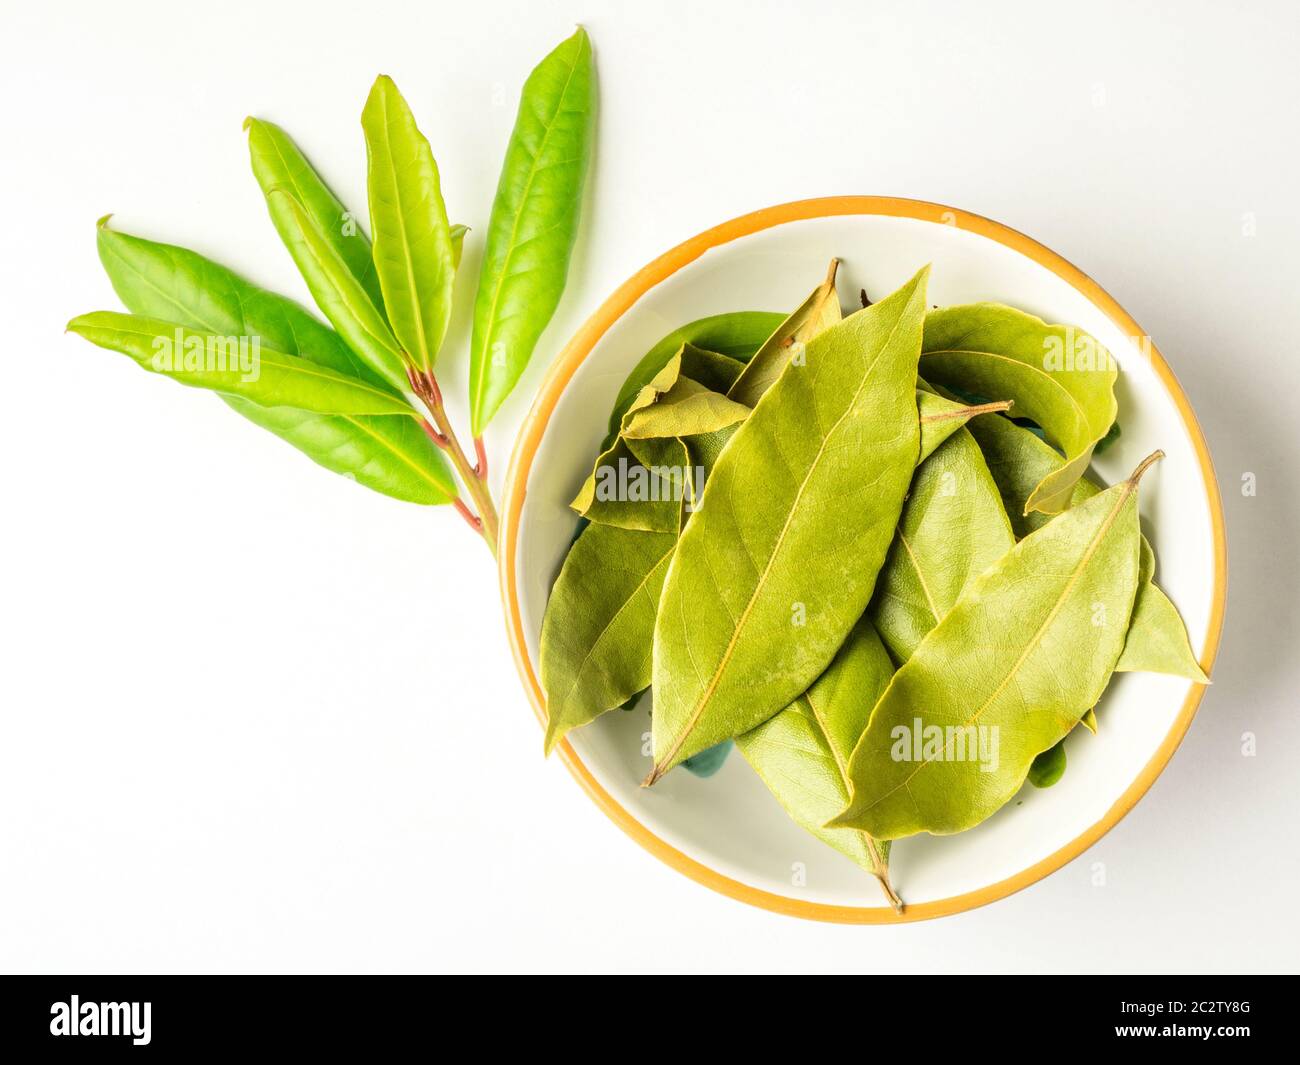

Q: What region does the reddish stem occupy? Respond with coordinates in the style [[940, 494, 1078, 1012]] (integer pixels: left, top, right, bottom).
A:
[[406, 368, 499, 556], [451, 497, 483, 532], [419, 418, 450, 449], [473, 436, 488, 480]]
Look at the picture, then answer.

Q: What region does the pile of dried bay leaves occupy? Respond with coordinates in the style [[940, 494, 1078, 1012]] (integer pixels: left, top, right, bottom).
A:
[[540, 262, 1207, 909]]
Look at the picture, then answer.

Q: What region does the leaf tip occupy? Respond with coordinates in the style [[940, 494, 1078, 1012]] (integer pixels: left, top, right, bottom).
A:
[[241, 115, 255, 132], [95, 213, 114, 231], [542, 722, 560, 757]]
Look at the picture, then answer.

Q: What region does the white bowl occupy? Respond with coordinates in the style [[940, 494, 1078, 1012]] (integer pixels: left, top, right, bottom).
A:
[[499, 197, 1226, 922]]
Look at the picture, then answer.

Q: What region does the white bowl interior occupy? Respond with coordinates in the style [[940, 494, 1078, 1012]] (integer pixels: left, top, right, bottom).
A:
[[513, 212, 1217, 910]]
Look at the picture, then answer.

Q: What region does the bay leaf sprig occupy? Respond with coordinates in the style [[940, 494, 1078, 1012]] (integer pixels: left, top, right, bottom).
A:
[[69, 29, 597, 556]]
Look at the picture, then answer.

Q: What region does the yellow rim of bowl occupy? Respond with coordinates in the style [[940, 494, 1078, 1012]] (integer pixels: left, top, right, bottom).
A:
[[498, 196, 1228, 924]]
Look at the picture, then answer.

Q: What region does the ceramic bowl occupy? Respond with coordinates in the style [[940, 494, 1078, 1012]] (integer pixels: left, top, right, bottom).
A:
[[499, 197, 1226, 923]]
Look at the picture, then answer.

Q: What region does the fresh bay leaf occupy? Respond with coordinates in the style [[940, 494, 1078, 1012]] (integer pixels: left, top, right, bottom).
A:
[[449, 224, 468, 268], [832, 453, 1159, 839], [606, 312, 784, 444], [968, 411, 1207, 681], [469, 27, 595, 434], [219, 402, 457, 504], [245, 117, 385, 312], [362, 76, 456, 373], [727, 259, 842, 406], [266, 190, 410, 392], [921, 303, 1117, 514], [737, 618, 901, 909], [869, 427, 1016, 664], [94, 221, 456, 504], [67, 312, 416, 416], [647, 267, 931, 782]]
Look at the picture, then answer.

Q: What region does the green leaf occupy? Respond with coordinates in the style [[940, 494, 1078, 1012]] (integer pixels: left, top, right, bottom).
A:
[[1115, 537, 1210, 681], [449, 224, 468, 268], [737, 618, 898, 902], [571, 346, 744, 531], [648, 267, 930, 781], [94, 221, 456, 504], [1028, 739, 1067, 788], [727, 259, 843, 406], [833, 452, 1158, 840], [541, 524, 676, 755], [469, 27, 596, 433], [621, 373, 750, 440], [967, 411, 1207, 681], [921, 303, 1117, 514], [543, 304, 1003, 761], [362, 75, 456, 373], [266, 189, 409, 392], [605, 311, 785, 445], [869, 427, 1016, 664], [67, 311, 416, 417], [571, 436, 688, 533], [543, 378, 756, 752], [245, 118, 385, 311]]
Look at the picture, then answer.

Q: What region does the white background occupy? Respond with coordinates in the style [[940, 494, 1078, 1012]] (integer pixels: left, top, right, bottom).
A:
[[3, 0, 1297, 974]]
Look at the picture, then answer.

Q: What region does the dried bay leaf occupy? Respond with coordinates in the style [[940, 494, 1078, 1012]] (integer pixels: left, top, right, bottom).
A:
[[621, 374, 750, 440], [968, 412, 1207, 682], [1028, 739, 1067, 788], [605, 313, 783, 446], [921, 303, 1117, 515], [1115, 538, 1210, 682], [916, 388, 1012, 464], [736, 618, 902, 910], [869, 427, 1016, 664], [833, 452, 1160, 839], [587, 386, 1006, 532], [647, 267, 930, 783], [572, 347, 750, 531], [542, 394, 744, 752], [727, 258, 843, 406], [541, 524, 677, 755]]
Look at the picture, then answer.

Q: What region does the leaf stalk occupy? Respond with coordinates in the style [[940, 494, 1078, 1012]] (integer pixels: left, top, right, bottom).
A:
[[409, 368, 499, 555]]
